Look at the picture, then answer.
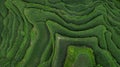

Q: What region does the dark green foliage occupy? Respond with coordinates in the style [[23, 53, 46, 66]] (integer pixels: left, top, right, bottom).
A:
[[0, 0, 120, 67]]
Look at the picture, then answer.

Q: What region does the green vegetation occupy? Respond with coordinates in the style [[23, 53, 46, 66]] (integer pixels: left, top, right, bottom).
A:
[[0, 0, 120, 67]]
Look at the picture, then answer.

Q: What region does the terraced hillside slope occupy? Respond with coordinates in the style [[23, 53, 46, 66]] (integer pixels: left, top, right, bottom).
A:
[[0, 0, 120, 67]]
